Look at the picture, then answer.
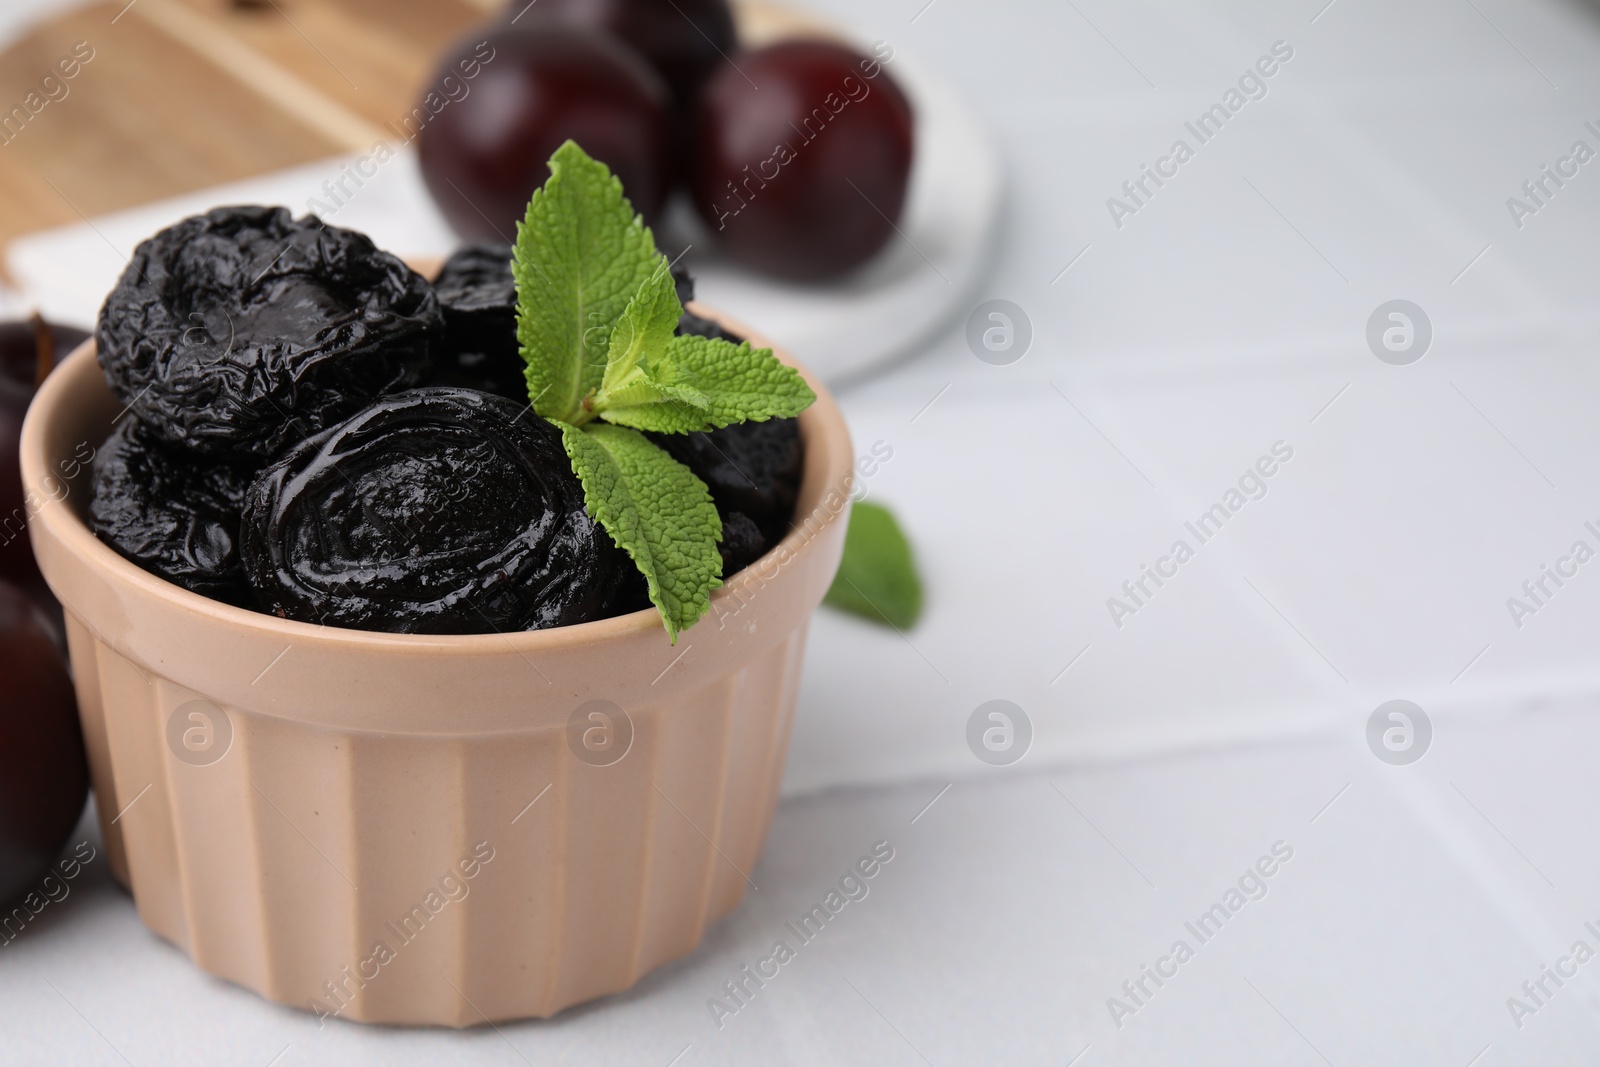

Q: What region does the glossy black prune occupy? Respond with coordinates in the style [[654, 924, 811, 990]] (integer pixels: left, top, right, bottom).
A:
[[88, 419, 257, 605], [648, 417, 802, 547], [426, 243, 527, 401], [96, 206, 440, 458], [241, 388, 633, 634]]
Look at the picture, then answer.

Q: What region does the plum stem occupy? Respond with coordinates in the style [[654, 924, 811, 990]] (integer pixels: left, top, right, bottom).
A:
[[28, 311, 53, 388]]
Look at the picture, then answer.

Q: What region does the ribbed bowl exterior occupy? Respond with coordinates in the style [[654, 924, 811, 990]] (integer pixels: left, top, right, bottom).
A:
[[22, 324, 852, 1027], [62, 616, 805, 1026]]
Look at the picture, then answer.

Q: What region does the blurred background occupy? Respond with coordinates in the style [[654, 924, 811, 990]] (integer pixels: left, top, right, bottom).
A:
[[6, 0, 1600, 1063]]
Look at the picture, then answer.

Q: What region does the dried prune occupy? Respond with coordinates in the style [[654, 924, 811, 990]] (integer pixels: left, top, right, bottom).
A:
[[241, 388, 633, 634], [96, 206, 440, 458], [718, 510, 766, 574], [88, 419, 257, 605], [677, 309, 742, 344], [648, 418, 802, 548], [427, 243, 526, 401], [671, 264, 693, 306]]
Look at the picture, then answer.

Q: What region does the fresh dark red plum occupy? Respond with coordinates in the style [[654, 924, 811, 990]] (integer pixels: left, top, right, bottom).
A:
[[0, 316, 85, 591], [520, 0, 736, 115], [0, 578, 87, 908], [0, 316, 86, 392], [0, 379, 34, 587], [690, 40, 914, 281], [418, 24, 671, 238]]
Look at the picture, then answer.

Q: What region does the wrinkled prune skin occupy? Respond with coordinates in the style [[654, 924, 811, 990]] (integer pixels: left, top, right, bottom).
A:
[[648, 418, 802, 549], [88, 419, 257, 605], [96, 206, 440, 458], [241, 388, 633, 634], [717, 510, 766, 574], [427, 242, 527, 401]]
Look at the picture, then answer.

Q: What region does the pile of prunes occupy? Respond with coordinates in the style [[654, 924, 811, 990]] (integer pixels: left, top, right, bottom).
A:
[[88, 207, 800, 635]]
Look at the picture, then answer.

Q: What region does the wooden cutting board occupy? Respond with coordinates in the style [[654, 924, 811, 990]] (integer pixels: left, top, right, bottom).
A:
[[0, 0, 833, 254]]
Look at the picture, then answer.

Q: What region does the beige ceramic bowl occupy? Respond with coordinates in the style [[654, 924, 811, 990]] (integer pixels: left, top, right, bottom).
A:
[[20, 314, 852, 1027]]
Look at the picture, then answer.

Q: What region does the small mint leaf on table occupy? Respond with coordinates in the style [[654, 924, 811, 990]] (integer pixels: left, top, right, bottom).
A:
[[514, 141, 661, 423], [559, 422, 723, 643], [824, 501, 924, 630]]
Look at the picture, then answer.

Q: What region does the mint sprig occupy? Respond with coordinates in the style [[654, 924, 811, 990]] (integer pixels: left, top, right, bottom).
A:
[[514, 141, 817, 641]]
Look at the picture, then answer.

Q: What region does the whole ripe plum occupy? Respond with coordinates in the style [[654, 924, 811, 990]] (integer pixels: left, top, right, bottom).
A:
[[517, 0, 735, 161], [0, 316, 88, 616], [418, 24, 671, 238], [690, 41, 914, 281], [241, 388, 635, 634], [0, 316, 87, 392], [520, 0, 735, 110], [0, 578, 86, 908], [0, 375, 36, 589], [95, 207, 439, 459]]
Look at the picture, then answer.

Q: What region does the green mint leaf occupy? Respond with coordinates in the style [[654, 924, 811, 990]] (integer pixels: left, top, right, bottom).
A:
[[823, 501, 924, 629], [515, 141, 661, 423], [599, 372, 713, 422], [558, 421, 723, 642], [598, 256, 682, 401], [598, 334, 816, 433], [594, 382, 715, 433]]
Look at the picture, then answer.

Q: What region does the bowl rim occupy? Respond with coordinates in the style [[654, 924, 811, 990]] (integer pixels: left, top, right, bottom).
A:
[[20, 304, 853, 656]]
